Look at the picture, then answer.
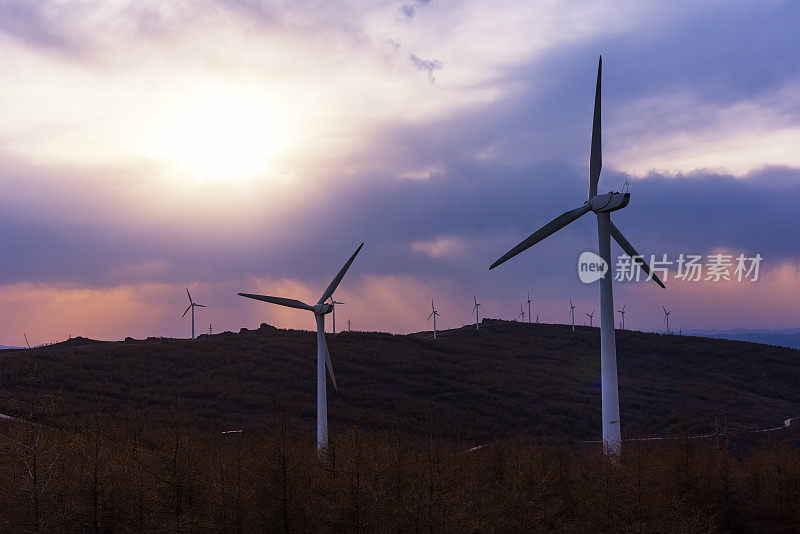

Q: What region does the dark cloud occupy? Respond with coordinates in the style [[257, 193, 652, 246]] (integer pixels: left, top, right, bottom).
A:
[[409, 54, 442, 83], [0, 1, 70, 49], [400, 5, 416, 18]]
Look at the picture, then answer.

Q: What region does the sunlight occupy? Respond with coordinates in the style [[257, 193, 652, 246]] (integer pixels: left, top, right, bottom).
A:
[[148, 84, 290, 182]]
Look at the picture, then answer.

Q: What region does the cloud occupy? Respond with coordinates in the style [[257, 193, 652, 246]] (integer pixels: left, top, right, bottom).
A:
[[410, 54, 443, 83], [400, 5, 417, 18], [410, 236, 466, 258]]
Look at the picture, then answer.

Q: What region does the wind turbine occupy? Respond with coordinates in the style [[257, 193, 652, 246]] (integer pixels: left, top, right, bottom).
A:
[[488, 57, 665, 454], [328, 297, 344, 334], [663, 306, 671, 334], [526, 292, 533, 324], [238, 242, 364, 453], [428, 300, 440, 339], [517, 303, 526, 322], [473, 295, 482, 330], [569, 298, 576, 332], [182, 289, 207, 340], [585, 309, 595, 328], [617, 305, 626, 330]]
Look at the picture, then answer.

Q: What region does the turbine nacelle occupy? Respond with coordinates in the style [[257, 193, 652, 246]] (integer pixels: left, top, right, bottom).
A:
[[589, 191, 630, 213], [313, 303, 333, 315]]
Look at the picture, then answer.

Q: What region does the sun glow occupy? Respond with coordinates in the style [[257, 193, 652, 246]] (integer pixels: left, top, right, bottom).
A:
[[149, 84, 290, 182]]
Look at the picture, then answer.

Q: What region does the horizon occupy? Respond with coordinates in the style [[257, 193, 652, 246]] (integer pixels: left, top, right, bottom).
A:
[[1, 1, 799, 346], [9, 319, 800, 348]]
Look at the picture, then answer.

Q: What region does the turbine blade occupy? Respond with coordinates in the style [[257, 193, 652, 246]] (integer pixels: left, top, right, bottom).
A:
[[181, 305, 192, 318], [238, 293, 314, 310], [322, 333, 338, 391], [609, 221, 666, 288], [186, 288, 192, 304], [589, 56, 602, 199], [490, 204, 591, 269], [319, 243, 364, 305], [194, 304, 207, 308], [427, 311, 434, 321]]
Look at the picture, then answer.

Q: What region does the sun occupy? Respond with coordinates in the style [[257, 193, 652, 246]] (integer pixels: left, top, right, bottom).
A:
[[148, 84, 289, 182]]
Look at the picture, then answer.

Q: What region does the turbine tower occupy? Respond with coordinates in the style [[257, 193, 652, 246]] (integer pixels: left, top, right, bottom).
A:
[[617, 304, 626, 330], [238, 242, 364, 453], [428, 300, 440, 339], [663, 306, 671, 334], [585, 309, 595, 328], [473, 294, 482, 330], [526, 292, 533, 324], [488, 57, 665, 454], [182, 289, 207, 340], [570, 298, 576, 332], [328, 297, 344, 334]]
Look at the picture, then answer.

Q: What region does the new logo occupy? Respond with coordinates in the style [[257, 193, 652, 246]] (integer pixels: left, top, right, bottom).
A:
[[578, 251, 608, 283]]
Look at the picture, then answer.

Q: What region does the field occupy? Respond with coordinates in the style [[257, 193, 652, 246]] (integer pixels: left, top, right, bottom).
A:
[[1, 320, 799, 531]]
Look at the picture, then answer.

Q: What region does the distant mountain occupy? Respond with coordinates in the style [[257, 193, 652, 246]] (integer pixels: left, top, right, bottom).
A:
[[0, 320, 798, 444], [687, 328, 800, 350], [0, 345, 21, 350]]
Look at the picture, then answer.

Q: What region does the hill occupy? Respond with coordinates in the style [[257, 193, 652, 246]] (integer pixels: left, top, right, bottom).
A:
[[686, 328, 800, 350], [1, 319, 798, 444]]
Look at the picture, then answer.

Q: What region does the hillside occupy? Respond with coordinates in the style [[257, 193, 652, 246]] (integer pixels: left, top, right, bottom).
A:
[[686, 329, 800, 350], [1, 319, 799, 444]]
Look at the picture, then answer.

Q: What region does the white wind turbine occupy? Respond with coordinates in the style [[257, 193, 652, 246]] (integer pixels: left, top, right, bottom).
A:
[[517, 303, 526, 322], [182, 289, 207, 340], [526, 292, 533, 324], [473, 294, 482, 330], [663, 306, 671, 334], [570, 298, 576, 332], [428, 300, 440, 339], [489, 57, 665, 454], [238, 242, 364, 453], [328, 297, 344, 334], [585, 309, 595, 328], [617, 304, 626, 330]]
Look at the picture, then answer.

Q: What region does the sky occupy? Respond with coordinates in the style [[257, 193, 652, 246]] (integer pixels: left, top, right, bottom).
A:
[[0, 0, 799, 345]]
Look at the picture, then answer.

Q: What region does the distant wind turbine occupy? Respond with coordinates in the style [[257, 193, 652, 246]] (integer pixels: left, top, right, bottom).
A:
[[585, 309, 595, 328], [570, 298, 576, 332], [526, 292, 533, 324], [473, 294, 482, 331], [238, 242, 364, 453], [617, 305, 626, 330], [328, 297, 344, 334], [347, 318, 351, 332], [428, 300, 440, 339], [517, 303, 526, 322], [182, 289, 207, 340], [488, 57, 665, 454], [663, 306, 671, 334]]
